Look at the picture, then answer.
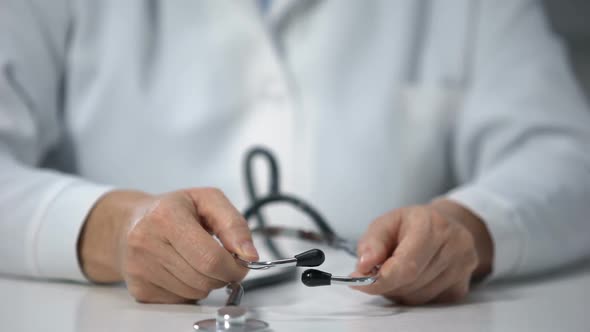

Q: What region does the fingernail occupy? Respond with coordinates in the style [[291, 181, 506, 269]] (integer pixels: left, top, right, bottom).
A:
[[359, 254, 369, 266], [239, 241, 259, 259], [361, 247, 373, 260], [358, 249, 373, 268]]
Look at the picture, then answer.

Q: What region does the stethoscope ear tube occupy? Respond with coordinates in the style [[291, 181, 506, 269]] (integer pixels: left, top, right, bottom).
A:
[[302, 269, 378, 287], [234, 249, 325, 270]]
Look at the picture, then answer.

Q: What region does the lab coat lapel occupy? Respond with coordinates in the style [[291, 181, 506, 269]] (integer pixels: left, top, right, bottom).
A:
[[266, 0, 300, 26]]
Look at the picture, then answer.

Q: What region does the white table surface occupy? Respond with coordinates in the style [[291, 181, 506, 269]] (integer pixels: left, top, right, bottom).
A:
[[2, 260, 590, 332]]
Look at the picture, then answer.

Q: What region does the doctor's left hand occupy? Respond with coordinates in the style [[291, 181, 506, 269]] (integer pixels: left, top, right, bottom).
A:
[[351, 199, 493, 305]]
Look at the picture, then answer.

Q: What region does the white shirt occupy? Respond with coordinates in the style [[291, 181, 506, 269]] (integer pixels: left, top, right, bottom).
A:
[[1, 0, 589, 282]]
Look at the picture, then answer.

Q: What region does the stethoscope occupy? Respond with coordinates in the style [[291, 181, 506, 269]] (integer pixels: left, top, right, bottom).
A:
[[194, 0, 482, 327], [237, 147, 378, 288], [194, 147, 378, 331]]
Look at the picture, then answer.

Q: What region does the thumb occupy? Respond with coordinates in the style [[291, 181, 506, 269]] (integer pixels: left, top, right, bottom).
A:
[[356, 239, 389, 275], [187, 188, 259, 260], [356, 213, 401, 274]]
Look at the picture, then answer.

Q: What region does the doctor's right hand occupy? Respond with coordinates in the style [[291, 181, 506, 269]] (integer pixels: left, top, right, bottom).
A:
[[78, 188, 258, 303]]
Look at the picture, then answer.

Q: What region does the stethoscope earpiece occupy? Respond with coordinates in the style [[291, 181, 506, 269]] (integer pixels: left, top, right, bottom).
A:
[[294, 249, 325, 267], [301, 269, 332, 287]]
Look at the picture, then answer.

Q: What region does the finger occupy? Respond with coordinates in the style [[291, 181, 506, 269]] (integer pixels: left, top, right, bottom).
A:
[[355, 211, 402, 274], [127, 279, 193, 304], [157, 243, 227, 292], [169, 214, 247, 283], [151, 264, 211, 300], [380, 209, 444, 285], [389, 241, 451, 296], [153, 201, 247, 283], [124, 243, 210, 300], [352, 240, 447, 296], [355, 208, 442, 294], [389, 267, 465, 306], [188, 188, 259, 260]]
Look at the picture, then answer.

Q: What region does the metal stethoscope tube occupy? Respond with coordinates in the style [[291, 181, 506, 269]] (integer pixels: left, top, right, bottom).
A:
[[234, 248, 378, 287], [233, 249, 325, 270]]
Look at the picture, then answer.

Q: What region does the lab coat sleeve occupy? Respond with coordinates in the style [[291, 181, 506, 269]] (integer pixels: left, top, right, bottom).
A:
[[446, 0, 590, 279], [0, 0, 112, 281]]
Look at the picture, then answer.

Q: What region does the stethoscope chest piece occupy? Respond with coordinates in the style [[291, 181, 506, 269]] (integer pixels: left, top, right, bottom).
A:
[[194, 283, 269, 332], [193, 306, 268, 331]]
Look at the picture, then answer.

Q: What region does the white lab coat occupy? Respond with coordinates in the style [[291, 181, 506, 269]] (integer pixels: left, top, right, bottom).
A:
[[0, 0, 589, 282]]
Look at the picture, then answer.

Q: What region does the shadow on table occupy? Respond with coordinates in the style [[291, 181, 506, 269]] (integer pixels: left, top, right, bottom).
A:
[[418, 258, 590, 310], [70, 258, 590, 330], [489, 258, 590, 288]]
